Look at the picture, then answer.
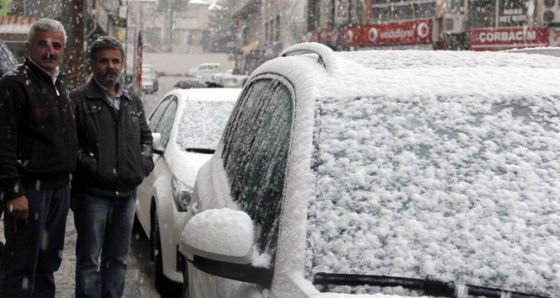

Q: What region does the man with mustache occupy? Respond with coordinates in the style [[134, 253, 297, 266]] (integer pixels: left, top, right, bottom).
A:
[[0, 18, 78, 297], [69, 36, 153, 298]]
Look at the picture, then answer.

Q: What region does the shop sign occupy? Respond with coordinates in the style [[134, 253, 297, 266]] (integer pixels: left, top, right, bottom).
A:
[[469, 27, 548, 51], [343, 20, 432, 47]]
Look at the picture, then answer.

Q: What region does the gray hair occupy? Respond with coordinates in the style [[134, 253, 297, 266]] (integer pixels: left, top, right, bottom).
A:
[[28, 18, 67, 44], [88, 36, 125, 61]]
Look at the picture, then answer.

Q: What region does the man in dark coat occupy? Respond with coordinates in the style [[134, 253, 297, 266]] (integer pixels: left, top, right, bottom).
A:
[[70, 36, 153, 298], [0, 18, 78, 298]]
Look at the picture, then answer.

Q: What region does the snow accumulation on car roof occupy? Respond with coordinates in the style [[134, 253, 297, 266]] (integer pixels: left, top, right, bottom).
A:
[[254, 43, 560, 100]]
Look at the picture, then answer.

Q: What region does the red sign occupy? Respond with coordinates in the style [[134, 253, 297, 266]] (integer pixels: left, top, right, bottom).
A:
[[343, 20, 433, 47], [136, 31, 143, 91], [469, 27, 548, 51]]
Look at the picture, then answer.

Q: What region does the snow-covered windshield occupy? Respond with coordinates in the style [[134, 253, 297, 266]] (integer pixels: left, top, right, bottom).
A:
[[176, 101, 235, 150], [307, 95, 560, 295]]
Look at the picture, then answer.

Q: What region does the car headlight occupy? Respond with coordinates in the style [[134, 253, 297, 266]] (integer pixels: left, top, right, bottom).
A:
[[171, 176, 193, 212]]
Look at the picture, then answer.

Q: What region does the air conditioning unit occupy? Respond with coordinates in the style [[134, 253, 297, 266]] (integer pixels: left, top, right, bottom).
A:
[[442, 15, 465, 34], [541, 0, 560, 24]]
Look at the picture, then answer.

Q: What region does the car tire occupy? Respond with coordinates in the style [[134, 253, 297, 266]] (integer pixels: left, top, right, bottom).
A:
[[153, 213, 182, 297]]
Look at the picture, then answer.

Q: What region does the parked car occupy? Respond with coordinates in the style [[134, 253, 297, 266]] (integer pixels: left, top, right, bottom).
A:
[[187, 63, 220, 81], [141, 73, 156, 94], [211, 73, 249, 88], [179, 42, 560, 298], [136, 87, 242, 297], [0, 39, 17, 76], [173, 78, 212, 89], [143, 64, 159, 92]]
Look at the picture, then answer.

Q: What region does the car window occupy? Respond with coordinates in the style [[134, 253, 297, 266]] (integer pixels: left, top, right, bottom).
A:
[[222, 79, 293, 263], [177, 100, 236, 150], [150, 96, 178, 149], [148, 97, 172, 131]]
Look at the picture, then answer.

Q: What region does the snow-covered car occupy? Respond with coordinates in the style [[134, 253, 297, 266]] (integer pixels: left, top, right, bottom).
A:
[[179, 42, 560, 298], [136, 87, 242, 296]]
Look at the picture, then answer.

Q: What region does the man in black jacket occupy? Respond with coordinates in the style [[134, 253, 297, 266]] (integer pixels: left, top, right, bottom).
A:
[[70, 36, 153, 298], [0, 18, 78, 297]]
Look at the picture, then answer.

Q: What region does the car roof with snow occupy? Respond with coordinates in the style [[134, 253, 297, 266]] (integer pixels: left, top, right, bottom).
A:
[[250, 43, 560, 99]]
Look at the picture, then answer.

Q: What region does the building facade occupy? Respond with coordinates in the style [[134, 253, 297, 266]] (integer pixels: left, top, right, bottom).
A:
[[231, 0, 560, 74]]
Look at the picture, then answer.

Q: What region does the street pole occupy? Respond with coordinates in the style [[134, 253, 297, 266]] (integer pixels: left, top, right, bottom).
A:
[[66, 0, 85, 89]]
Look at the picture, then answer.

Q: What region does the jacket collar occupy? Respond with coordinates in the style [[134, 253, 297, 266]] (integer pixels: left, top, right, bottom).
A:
[[84, 78, 131, 102], [24, 58, 65, 84]]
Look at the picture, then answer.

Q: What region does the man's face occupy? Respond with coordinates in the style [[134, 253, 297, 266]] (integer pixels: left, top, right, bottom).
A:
[[90, 49, 123, 89], [25, 30, 65, 75]]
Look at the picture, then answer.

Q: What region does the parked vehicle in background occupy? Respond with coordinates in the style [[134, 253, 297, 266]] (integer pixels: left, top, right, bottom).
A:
[[179, 42, 560, 298], [187, 63, 220, 81], [210, 73, 249, 88], [0, 39, 17, 76], [173, 78, 212, 89], [136, 87, 242, 297], [142, 64, 159, 92], [141, 73, 155, 94]]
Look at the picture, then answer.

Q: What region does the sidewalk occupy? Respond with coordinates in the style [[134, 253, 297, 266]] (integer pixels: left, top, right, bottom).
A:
[[0, 210, 160, 297]]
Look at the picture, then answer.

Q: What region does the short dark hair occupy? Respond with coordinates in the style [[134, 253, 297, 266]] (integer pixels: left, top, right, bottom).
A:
[[89, 36, 124, 61]]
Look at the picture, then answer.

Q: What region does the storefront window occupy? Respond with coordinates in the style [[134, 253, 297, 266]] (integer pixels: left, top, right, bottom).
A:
[[469, 0, 526, 28], [370, 0, 436, 22]]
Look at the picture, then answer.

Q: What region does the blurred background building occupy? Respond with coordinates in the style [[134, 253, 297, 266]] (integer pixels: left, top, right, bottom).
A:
[[1, 0, 560, 85]]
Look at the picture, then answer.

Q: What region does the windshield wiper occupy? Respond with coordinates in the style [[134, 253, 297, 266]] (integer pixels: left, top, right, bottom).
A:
[[184, 148, 215, 154], [313, 273, 549, 298]]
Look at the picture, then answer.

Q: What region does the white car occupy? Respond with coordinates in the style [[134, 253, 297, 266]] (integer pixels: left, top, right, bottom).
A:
[[141, 73, 155, 94], [142, 64, 159, 92], [188, 63, 221, 81], [179, 43, 560, 297], [136, 87, 242, 296], [211, 73, 249, 88]]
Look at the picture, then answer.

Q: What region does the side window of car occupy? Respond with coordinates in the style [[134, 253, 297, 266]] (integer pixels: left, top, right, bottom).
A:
[[148, 96, 171, 131], [151, 96, 178, 149], [222, 79, 293, 260]]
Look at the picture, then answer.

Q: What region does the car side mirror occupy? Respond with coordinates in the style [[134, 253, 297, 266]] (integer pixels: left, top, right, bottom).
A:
[[152, 132, 164, 155], [180, 208, 273, 287], [180, 208, 253, 264]]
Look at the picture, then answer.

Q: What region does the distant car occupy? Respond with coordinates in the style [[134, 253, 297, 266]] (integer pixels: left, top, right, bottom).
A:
[[211, 73, 249, 88], [0, 39, 17, 76], [142, 64, 159, 92], [187, 63, 220, 81], [136, 87, 242, 297], [173, 78, 208, 89], [141, 73, 156, 94], [179, 43, 560, 297]]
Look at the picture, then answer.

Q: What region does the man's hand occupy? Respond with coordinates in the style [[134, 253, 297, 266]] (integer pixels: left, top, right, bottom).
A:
[[8, 196, 28, 223]]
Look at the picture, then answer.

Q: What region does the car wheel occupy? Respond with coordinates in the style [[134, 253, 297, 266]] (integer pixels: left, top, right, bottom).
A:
[[153, 213, 182, 297]]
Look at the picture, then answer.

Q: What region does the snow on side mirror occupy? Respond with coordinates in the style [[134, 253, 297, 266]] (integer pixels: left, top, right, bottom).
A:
[[180, 208, 253, 264], [152, 132, 164, 155]]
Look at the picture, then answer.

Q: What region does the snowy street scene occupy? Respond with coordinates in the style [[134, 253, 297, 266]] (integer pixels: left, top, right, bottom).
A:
[[1, 1, 560, 298]]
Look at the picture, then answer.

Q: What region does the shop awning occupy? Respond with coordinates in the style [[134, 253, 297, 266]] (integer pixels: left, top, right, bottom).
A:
[[0, 16, 40, 42]]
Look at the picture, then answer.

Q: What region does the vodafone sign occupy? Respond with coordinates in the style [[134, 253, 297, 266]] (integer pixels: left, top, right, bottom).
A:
[[343, 20, 432, 47], [469, 27, 548, 51]]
